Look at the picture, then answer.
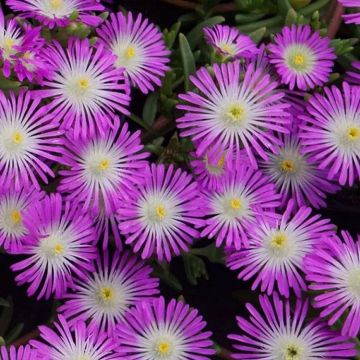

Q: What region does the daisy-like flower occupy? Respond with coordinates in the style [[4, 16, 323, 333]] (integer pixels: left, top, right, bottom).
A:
[[0, 90, 64, 190], [59, 119, 148, 216], [116, 296, 216, 359], [97, 11, 170, 94], [229, 292, 357, 359], [0, 185, 43, 253], [11, 193, 97, 300], [268, 25, 336, 90], [339, 0, 360, 24], [204, 24, 257, 60], [31, 315, 117, 359], [347, 61, 360, 86], [299, 82, 360, 186], [260, 130, 339, 209], [227, 200, 335, 297], [118, 163, 204, 262], [0, 345, 38, 360], [59, 250, 160, 334], [177, 61, 290, 168], [305, 231, 360, 337], [39, 37, 130, 139], [7, 0, 104, 29], [201, 166, 280, 250]]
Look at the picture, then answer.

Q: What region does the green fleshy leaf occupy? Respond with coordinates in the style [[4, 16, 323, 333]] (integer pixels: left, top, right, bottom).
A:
[[249, 27, 266, 43], [4, 323, 24, 344], [143, 92, 159, 126], [179, 34, 196, 91], [183, 254, 208, 286], [0, 298, 9, 308]]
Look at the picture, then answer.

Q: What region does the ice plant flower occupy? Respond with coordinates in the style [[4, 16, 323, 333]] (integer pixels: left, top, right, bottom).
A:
[[299, 82, 360, 186], [305, 231, 360, 338], [201, 166, 280, 250], [11, 193, 97, 300], [260, 131, 339, 209], [39, 37, 130, 139], [31, 315, 117, 359], [7, 0, 104, 29], [177, 61, 290, 168], [203, 24, 257, 60], [97, 11, 170, 94], [59, 250, 159, 334], [347, 61, 360, 86], [0, 186, 43, 253], [0, 345, 38, 360], [339, 0, 360, 24], [118, 163, 204, 262], [0, 90, 64, 190], [59, 119, 148, 216], [116, 296, 216, 359], [229, 293, 357, 359], [227, 200, 335, 297], [268, 25, 335, 90]]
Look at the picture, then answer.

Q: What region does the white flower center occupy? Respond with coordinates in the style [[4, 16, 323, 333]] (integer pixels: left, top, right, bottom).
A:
[[112, 37, 143, 74], [154, 339, 173, 358], [39, 233, 66, 259], [284, 44, 315, 73], [0, 204, 24, 237], [223, 104, 247, 124], [36, 0, 76, 18], [218, 42, 237, 56], [346, 268, 360, 299]]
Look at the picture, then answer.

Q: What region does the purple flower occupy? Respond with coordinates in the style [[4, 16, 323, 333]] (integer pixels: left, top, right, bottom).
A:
[[203, 24, 257, 60], [299, 82, 360, 186], [177, 61, 290, 169], [339, 0, 360, 24], [229, 293, 357, 359], [0, 345, 38, 360], [259, 129, 340, 209], [39, 37, 130, 139], [201, 166, 280, 250], [116, 296, 216, 359], [0, 90, 64, 190], [305, 231, 360, 337], [59, 119, 148, 216], [58, 250, 160, 334], [347, 61, 360, 86], [0, 185, 44, 253], [97, 11, 170, 94], [227, 200, 335, 297], [11, 193, 97, 300], [117, 163, 204, 262], [31, 315, 117, 359], [7, 0, 104, 29], [268, 25, 336, 90]]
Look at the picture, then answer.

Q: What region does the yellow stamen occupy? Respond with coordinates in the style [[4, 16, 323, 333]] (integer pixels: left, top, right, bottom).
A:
[[230, 198, 241, 210], [347, 127, 360, 141], [157, 342, 171, 355], [226, 105, 246, 122], [271, 233, 287, 249], [77, 77, 90, 90], [155, 205, 166, 220], [125, 46, 136, 59], [53, 243, 64, 255], [217, 155, 225, 169], [98, 159, 110, 171], [10, 210, 21, 224], [280, 159, 296, 173], [4, 38, 15, 51], [100, 287, 113, 301], [284, 344, 302, 360], [50, 0, 63, 10], [293, 54, 305, 65], [12, 132, 23, 145]]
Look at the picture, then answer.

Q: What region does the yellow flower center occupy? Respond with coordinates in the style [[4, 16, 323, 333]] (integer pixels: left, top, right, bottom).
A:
[[284, 344, 302, 360], [347, 127, 360, 141], [53, 243, 64, 255], [271, 232, 287, 249], [226, 105, 246, 122], [4, 38, 15, 51], [50, 0, 63, 10], [125, 46, 136, 59], [100, 287, 113, 301], [220, 43, 235, 56], [230, 198, 241, 210], [217, 155, 225, 168], [290, 53, 308, 71], [77, 77, 90, 90], [293, 54, 305, 65], [155, 205, 167, 220], [280, 159, 296, 173], [10, 210, 21, 225], [157, 341, 171, 355], [12, 132, 23, 145], [98, 159, 110, 171]]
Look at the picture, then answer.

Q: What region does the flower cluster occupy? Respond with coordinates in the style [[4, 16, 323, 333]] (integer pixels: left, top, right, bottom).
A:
[[0, 2, 359, 359]]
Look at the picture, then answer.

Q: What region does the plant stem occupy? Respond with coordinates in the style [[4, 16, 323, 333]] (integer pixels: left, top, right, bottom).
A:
[[327, 0, 344, 39]]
